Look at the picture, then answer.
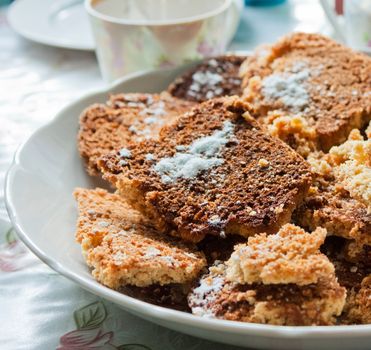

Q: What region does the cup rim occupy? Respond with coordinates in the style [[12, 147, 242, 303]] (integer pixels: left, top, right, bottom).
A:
[[85, 0, 233, 26]]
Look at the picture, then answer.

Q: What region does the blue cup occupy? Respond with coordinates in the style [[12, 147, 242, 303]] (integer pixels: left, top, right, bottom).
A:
[[245, 0, 286, 6], [0, 0, 13, 6]]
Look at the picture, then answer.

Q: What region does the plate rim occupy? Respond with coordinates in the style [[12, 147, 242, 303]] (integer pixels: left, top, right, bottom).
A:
[[7, 0, 95, 51], [5, 65, 371, 342]]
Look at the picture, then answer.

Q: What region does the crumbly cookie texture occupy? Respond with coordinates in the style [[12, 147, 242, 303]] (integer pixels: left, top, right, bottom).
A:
[[226, 224, 333, 286], [74, 187, 147, 255], [168, 55, 246, 102], [188, 263, 228, 318], [366, 121, 371, 139], [98, 97, 312, 242], [263, 112, 317, 157], [74, 188, 206, 288], [326, 129, 371, 211], [78, 92, 195, 175], [322, 237, 371, 289], [343, 276, 371, 324], [188, 262, 346, 325], [321, 237, 371, 324], [294, 128, 371, 250], [240, 32, 371, 156], [294, 184, 371, 250]]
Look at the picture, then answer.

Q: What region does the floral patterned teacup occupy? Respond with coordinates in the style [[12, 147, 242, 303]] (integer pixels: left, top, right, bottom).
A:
[[85, 0, 239, 82]]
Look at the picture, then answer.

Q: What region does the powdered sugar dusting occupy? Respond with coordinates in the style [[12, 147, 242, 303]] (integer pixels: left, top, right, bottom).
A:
[[208, 215, 222, 226], [153, 121, 234, 184], [145, 153, 155, 161], [262, 61, 316, 111], [189, 71, 223, 99], [129, 125, 151, 139], [129, 99, 167, 140], [189, 274, 225, 317], [208, 215, 226, 235], [194, 275, 224, 297], [161, 255, 178, 266], [112, 251, 127, 265], [175, 145, 187, 151], [192, 71, 222, 86], [119, 148, 131, 158], [97, 221, 110, 227], [139, 100, 166, 120], [144, 116, 159, 124], [208, 59, 218, 67], [144, 246, 161, 258], [154, 154, 223, 184]]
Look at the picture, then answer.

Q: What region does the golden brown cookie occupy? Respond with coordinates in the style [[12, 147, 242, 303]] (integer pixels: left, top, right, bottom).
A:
[[294, 129, 371, 250], [74, 188, 206, 288], [99, 97, 312, 242], [226, 224, 333, 286], [241, 32, 371, 156], [78, 92, 195, 175], [168, 55, 246, 102], [188, 262, 345, 325]]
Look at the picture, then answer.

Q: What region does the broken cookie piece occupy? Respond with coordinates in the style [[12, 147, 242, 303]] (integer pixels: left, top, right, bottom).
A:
[[325, 128, 371, 211], [343, 276, 371, 324], [74, 188, 206, 288], [78, 92, 195, 175], [294, 184, 371, 251], [321, 236, 371, 324], [294, 129, 371, 250], [188, 261, 346, 325], [168, 55, 246, 102], [74, 187, 148, 255], [189, 225, 346, 325], [226, 224, 333, 286], [241, 32, 371, 156], [321, 236, 371, 290], [99, 97, 312, 242]]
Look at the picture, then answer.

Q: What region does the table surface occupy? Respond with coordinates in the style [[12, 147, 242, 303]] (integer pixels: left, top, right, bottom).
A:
[[0, 1, 331, 349]]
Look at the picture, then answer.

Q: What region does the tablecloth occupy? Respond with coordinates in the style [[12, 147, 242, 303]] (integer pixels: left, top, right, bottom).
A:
[[0, 2, 330, 349]]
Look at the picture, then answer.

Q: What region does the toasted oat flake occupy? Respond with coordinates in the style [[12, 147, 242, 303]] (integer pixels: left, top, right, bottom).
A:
[[258, 158, 269, 167]]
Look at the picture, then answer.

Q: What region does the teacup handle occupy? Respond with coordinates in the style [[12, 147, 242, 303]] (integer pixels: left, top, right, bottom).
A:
[[319, 0, 346, 43]]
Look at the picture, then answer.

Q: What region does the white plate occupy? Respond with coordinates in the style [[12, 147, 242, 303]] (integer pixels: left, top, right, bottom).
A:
[[7, 0, 95, 51], [5, 65, 371, 350]]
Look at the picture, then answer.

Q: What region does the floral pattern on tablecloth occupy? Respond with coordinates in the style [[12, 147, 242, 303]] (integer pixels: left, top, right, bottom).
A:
[[0, 217, 242, 350], [0, 227, 28, 272], [58, 301, 151, 350]]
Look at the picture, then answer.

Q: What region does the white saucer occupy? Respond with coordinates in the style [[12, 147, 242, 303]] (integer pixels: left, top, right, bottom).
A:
[[7, 0, 95, 51]]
